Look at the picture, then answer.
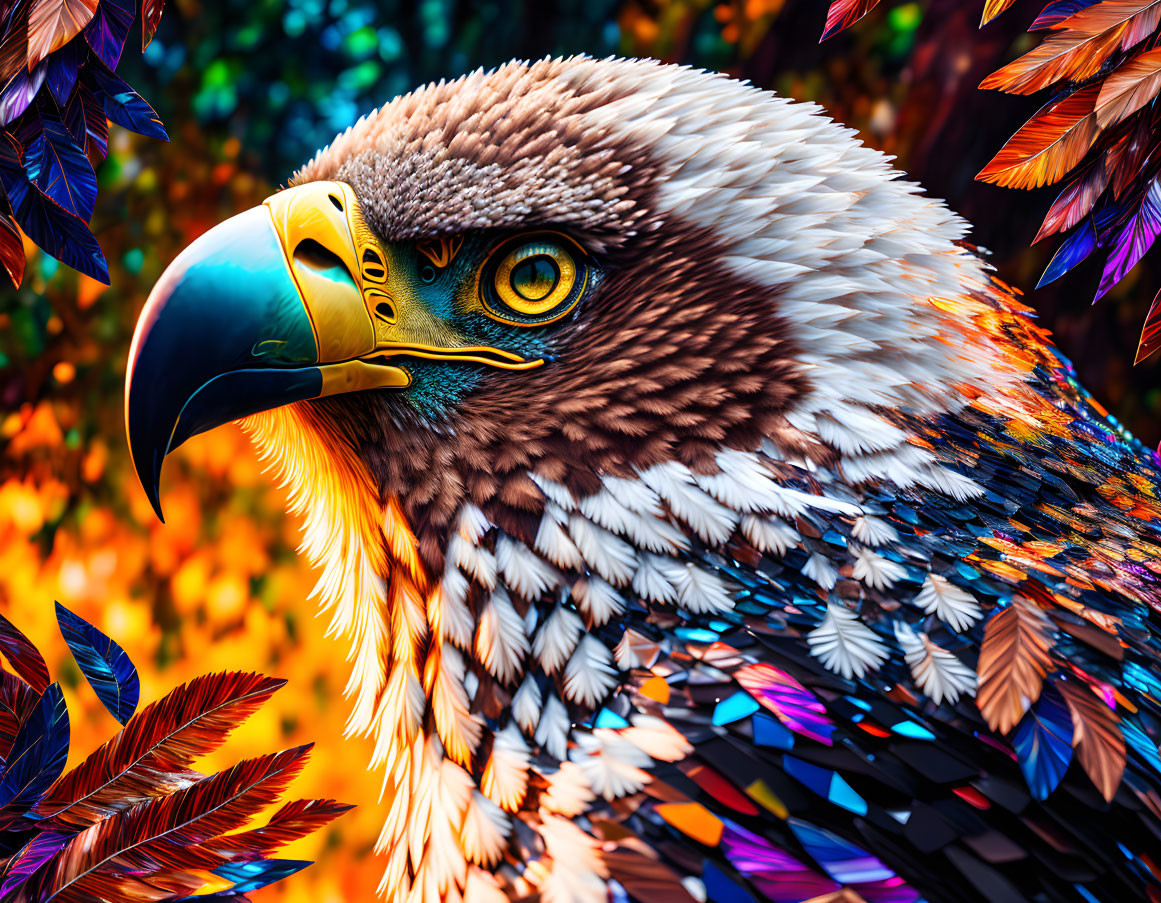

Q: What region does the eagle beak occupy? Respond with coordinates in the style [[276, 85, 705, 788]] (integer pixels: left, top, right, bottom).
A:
[[126, 180, 444, 521]]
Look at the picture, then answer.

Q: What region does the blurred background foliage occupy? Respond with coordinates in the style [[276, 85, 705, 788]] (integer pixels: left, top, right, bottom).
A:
[[0, 1, 1158, 899]]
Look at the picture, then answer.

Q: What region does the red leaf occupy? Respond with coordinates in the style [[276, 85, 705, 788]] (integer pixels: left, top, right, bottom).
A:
[[0, 211, 24, 287], [142, 0, 164, 51], [32, 745, 312, 903], [981, 0, 1161, 95], [820, 0, 882, 40], [27, 0, 97, 71], [1137, 286, 1161, 362], [1035, 157, 1110, 242], [35, 671, 285, 829], [977, 83, 1102, 189], [0, 611, 49, 693], [207, 798, 353, 858]]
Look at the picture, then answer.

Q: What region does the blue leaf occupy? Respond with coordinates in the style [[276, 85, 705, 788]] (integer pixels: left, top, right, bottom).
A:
[[0, 134, 109, 282], [0, 683, 69, 821], [55, 601, 139, 724], [1013, 683, 1073, 800], [84, 0, 135, 70], [1038, 217, 1096, 288], [23, 119, 97, 222], [174, 861, 314, 900], [45, 42, 80, 107], [1030, 0, 1099, 29], [90, 62, 168, 141], [63, 80, 109, 163]]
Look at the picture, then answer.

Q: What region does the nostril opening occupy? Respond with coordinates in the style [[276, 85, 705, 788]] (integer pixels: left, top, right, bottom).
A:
[[375, 300, 396, 323], [328, 194, 343, 212]]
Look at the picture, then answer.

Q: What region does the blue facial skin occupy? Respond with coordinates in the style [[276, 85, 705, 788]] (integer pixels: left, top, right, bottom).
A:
[[384, 234, 593, 419]]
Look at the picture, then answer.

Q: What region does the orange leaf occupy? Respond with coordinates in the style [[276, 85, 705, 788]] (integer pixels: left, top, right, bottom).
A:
[[1058, 677, 1126, 802], [821, 0, 883, 40], [980, 0, 1161, 95], [27, 0, 97, 71], [1136, 287, 1161, 363], [977, 84, 1102, 189], [981, 0, 1019, 26], [977, 597, 1055, 734], [1095, 47, 1161, 128]]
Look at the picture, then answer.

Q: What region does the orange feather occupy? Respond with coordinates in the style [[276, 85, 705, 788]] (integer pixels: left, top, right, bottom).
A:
[[977, 84, 1102, 189]]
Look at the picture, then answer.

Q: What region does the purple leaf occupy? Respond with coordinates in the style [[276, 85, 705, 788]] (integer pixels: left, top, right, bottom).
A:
[[1096, 178, 1161, 300], [0, 830, 70, 898], [1030, 0, 1100, 29], [0, 60, 46, 127], [84, 0, 133, 70]]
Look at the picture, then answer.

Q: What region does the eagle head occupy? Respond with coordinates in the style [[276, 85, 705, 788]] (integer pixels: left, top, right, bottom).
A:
[[125, 56, 1033, 897]]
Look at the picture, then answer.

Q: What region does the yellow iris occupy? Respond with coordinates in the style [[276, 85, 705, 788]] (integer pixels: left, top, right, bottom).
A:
[[492, 241, 577, 317]]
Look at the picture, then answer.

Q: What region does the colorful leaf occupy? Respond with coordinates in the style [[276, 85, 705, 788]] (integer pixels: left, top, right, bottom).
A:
[[31, 745, 313, 901], [44, 37, 78, 105], [0, 132, 108, 281], [1095, 47, 1161, 128], [62, 78, 108, 163], [36, 671, 285, 829], [0, 830, 71, 899], [981, 0, 1020, 26], [1038, 215, 1098, 286], [821, 0, 882, 41], [206, 798, 353, 858], [0, 207, 23, 286], [0, 669, 37, 761], [0, 683, 69, 821], [27, 0, 97, 70], [977, 597, 1055, 734], [90, 61, 168, 141], [182, 860, 314, 899], [23, 119, 96, 221], [83, 0, 132, 69], [978, 84, 1101, 190], [55, 601, 139, 725], [981, 0, 1161, 96], [1096, 177, 1161, 298], [1058, 675, 1126, 801], [1013, 682, 1073, 800], [735, 662, 835, 745], [142, 0, 164, 51], [1035, 158, 1109, 242], [0, 59, 46, 126], [0, 609, 49, 693], [1030, 0, 1100, 29]]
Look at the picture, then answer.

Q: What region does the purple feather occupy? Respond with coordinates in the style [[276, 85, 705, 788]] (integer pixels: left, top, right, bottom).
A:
[[1096, 178, 1161, 300], [720, 820, 841, 903]]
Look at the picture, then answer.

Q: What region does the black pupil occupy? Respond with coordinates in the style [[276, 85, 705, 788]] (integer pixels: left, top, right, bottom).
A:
[[510, 255, 559, 301]]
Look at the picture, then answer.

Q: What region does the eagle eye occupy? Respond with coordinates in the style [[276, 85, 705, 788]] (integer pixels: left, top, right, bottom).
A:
[[481, 233, 588, 325]]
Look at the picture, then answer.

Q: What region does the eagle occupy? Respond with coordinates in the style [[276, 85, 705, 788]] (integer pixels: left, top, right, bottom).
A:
[[124, 57, 1161, 903]]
